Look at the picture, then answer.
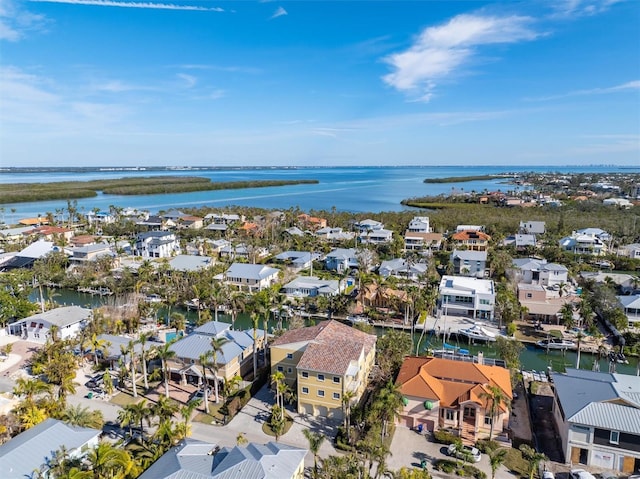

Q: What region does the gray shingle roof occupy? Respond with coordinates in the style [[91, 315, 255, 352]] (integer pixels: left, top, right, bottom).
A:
[[0, 418, 100, 478]]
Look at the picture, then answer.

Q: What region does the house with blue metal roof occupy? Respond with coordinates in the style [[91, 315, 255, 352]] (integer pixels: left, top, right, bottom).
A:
[[551, 368, 640, 473], [0, 418, 100, 479], [168, 321, 265, 385], [138, 439, 306, 479]]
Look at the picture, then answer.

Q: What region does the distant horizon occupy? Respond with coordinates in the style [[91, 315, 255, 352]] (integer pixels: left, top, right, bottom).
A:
[[2, 1, 638, 167]]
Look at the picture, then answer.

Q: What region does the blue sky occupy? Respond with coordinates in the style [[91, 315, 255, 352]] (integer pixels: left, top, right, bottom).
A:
[[1, 0, 638, 167]]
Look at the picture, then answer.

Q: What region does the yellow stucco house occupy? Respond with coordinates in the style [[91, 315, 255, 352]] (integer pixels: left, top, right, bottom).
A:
[[270, 320, 376, 419]]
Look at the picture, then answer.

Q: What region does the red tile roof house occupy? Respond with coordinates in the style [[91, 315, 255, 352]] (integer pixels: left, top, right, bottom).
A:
[[396, 356, 512, 445]]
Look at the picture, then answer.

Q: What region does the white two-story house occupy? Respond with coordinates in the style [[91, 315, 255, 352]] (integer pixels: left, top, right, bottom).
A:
[[438, 275, 496, 321], [135, 231, 181, 258]]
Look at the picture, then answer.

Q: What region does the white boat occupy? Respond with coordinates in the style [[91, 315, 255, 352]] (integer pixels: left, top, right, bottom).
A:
[[457, 324, 497, 342], [536, 338, 577, 350], [346, 315, 370, 325]]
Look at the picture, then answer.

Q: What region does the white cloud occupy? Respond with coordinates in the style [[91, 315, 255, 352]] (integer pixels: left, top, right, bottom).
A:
[[208, 89, 225, 100], [29, 0, 224, 12], [0, 65, 129, 131], [177, 73, 197, 88], [382, 13, 539, 102], [0, 0, 48, 41], [551, 0, 623, 18], [270, 6, 287, 19], [526, 80, 640, 101]]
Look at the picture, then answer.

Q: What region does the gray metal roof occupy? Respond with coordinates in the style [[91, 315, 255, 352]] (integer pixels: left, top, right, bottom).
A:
[[569, 402, 640, 434], [193, 321, 231, 337], [552, 369, 640, 425], [16, 306, 91, 329], [170, 334, 246, 364], [169, 255, 212, 272], [225, 263, 279, 281], [618, 294, 640, 309], [138, 439, 217, 479], [0, 418, 100, 479], [451, 250, 487, 261], [210, 442, 307, 479]]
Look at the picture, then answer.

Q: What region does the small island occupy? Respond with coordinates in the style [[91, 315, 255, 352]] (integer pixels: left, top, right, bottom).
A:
[[0, 177, 319, 204]]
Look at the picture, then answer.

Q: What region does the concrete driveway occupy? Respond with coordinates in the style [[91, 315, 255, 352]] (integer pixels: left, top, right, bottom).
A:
[[191, 383, 341, 468]]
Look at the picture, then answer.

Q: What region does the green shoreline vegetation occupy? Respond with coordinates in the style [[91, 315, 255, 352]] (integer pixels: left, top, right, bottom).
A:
[[0, 177, 319, 204], [423, 175, 506, 183]]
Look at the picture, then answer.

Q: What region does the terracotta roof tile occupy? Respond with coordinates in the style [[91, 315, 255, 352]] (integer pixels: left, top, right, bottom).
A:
[[271, 320, 376, 376]]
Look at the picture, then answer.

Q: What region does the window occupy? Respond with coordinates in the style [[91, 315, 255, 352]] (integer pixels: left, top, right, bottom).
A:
[[287, 367, 293, 373], [302, 387, 309, 395], [526, 293, 532, 299], [333, 376, 340, 383], [317, 374, 325, 382], [286, 353, 293, 359], [444, 409, 455, 421], [484, 416, 493, 426], [317, 390, 325, 397], [333, 392, 340, 400], [301, 371, 309, 378], [277, 366, 284, 372], [610, 430, 619, 444]]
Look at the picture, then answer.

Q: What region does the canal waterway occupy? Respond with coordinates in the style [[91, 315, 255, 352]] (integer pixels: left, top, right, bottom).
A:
[[32, 287, 640, 376]]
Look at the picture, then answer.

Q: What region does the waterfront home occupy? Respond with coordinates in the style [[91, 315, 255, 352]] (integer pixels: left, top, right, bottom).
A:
[[324, 247, 359, 273], [617, 243, 640, 259], [273, 251, 320, 271], [223, 263, 280, 292], [0, 226, 34, 244], [178, 215, 204, 229], [378, 258, 428, 281], [86, 210, 116, 225], [96, 333, 163, 367], [559, 230, 609, 256], [438, 275, 495, 321], [68, 242, 114, 265], [270, 320, 376, 419], [510, 257, 569, 289], [168, 254, 212, 272], [0, 419, 101, 479], [0, 239, 61, 271], [281, 276, 342, 298], [26, 225, 74, 242], [403, 231, 443, 252], [134, 231, 180, 258], [396, 355, 512, 443], [315, 226, 355, 242], [450, 230, 491, 252], [360, 228, 393, 245], [551, 369, 640, 473], [297, 213, 327, 230], [138, 439, 307, 479], [617, 295, 640, 326], [517, 287, 577, 324], [502, 233, 537, 251], [7, 306, 91, 342], [358, 284, 408, 313], [354, 219, 384, 233], [519, 220, 546, 235], [450, 250, 487, 278], [168, 320, 264, 383], [580, 271, 637, 295], [407, 216, 432, 233], [135, 214, 171, 230]]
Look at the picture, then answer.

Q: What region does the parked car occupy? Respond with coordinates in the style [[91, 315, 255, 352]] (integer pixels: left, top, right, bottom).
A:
[[190, 387, 213, 401], [571, 470, 597, 479], [446, 443, 482, 463], [84, 373, 104, 389]]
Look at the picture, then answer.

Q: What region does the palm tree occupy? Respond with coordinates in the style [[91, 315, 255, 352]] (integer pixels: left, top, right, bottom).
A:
[[303, 428, 325, 479], [374, 380, 404, 441], [61, 404, 104, 429], [129, 400, 152, 441], [251, 312, 260, 380], [271, 371, 286, 420], [138, 331, 152, 390], [489, 448, 507, 479], [125, 341, 138, 398], [227, 290, 246, 330], [519, 444, 548, 479], [156, 342, 176, 398], [210, 336, 229, 404], [85, 333, 108, 367], [117, 405, 136, 439], [152, 395, 179, 424], [88, 441, 136, 479], [209, 281, 227, 321], [178, 399, 201, 440], [341, 390, 355, 444], [198, 352, 212, 413], [479, 385, 510, 440], [13, 377, 52, 403]]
